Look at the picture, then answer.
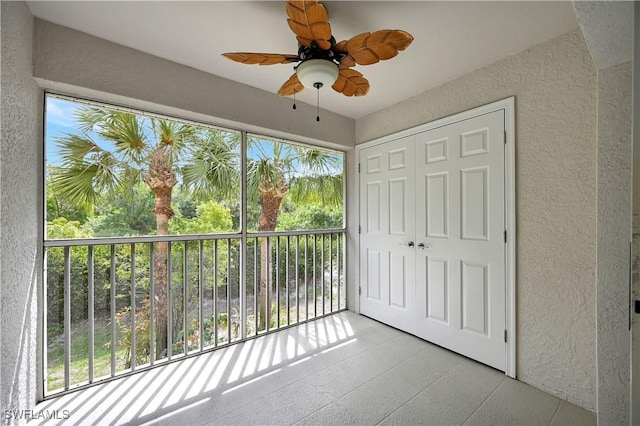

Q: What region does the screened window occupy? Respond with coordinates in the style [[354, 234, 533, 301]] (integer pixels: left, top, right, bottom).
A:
[[43, 94, 346, 395]]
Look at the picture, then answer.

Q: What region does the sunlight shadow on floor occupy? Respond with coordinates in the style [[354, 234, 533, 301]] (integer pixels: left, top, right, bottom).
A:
[[32, 312, 378, 425]]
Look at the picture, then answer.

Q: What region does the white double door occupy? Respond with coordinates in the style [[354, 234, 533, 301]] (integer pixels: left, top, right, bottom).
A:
[[359, 110, 506, 371]]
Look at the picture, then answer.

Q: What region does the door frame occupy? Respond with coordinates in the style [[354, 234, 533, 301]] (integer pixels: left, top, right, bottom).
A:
[[355, 97, 516, 378]]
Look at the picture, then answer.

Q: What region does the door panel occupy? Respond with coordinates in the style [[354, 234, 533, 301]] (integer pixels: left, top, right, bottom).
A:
[[359, 136, 417, 333], [426, 258, 448, 323], [415, 110, 505, 371], [389, 252, 407, 308], [461, 167, 489, 240], [461, 261, 489, 335], [426, 172, 448, 238], [366, 249, 381, 300]]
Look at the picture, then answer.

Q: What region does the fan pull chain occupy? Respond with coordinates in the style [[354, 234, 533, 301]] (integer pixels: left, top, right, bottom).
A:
[[316, 85, 320, 122], [292, 89, 297, 110]]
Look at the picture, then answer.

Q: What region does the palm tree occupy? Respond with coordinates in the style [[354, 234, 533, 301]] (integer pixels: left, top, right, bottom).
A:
[[50, 107, 198, 359], [184, 135, 343, 329]]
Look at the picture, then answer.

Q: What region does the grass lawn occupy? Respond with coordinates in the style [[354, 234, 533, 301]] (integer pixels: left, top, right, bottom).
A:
[[47, 318, 127, 393]]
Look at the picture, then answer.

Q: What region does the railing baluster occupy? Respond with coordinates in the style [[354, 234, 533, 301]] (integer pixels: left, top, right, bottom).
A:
[[131, 243, 137, 371], [239, 237, 247, 340], [149, 243, 155, 365], [295, 235, 299, 324], [337, 233, 341, 310], [183, 241, 188, 356], [304, 235, 308, 321], [276, 236, 280, 328], [313, 234, 317, 318], [253, 238, 258, 336], [167, 242, 173, 360], [43, 248, 49, 390], [321, 235, 325, 315], [214, 240, 218, 347], [199, 240, 204, 351], [110, 245, 116, 377], [329, 233, 333, 313], [88, 245, 94, 383], [63, 246, 71, 390], [266, 237, 271, 332], [227, 239, 231, 342], [286, 236, 290, 325]]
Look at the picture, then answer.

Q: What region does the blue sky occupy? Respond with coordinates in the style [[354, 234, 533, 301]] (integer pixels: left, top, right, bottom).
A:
[[45, 97, 81, 166]]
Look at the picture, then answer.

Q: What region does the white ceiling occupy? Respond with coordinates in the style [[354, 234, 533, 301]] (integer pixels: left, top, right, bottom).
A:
[[27, 1, 579, 120]]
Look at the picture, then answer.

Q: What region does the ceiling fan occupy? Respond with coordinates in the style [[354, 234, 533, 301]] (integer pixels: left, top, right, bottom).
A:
[[222, 0, 413, 119]]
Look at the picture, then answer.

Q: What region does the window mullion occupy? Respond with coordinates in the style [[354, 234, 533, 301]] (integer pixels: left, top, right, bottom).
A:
[[240, 130, 248, 339]]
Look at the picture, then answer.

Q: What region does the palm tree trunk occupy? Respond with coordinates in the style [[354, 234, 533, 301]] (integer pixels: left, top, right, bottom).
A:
[[152, 189, 173, 358], [257, 186, 286, 330], [145, 156, 176, 359]]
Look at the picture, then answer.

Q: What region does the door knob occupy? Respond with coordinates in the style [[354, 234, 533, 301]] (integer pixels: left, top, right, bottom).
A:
[[417, 243, 427, 250], [400, 241, 414, 247]]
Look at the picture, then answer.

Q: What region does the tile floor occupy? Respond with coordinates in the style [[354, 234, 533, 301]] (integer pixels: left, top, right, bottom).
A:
[[34, 311, 595, 425]]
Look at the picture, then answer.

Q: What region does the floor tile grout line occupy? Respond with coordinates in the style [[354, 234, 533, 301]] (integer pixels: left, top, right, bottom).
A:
[[547, 399, 563, 425], [323, 341, 433, 402], [373, 359, 466, 426], [204, 315, 400, 424], [290, 331, 439, 425], [294, 343, 446, 426], [460, 376, 507, 425], [291, 395, 341, 425]]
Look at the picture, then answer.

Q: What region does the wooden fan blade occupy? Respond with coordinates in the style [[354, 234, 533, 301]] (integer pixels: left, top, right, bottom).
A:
[[338, 29, 414, 66], [332, 68, 370, 97], [222, 52, 298, 65], [334, 40, 355, 68], [278, 74, 305, 97], [286, 0, 332, 50]]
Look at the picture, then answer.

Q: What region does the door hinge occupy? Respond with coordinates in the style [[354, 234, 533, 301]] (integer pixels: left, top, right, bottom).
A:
[[359, 286, 362, 295], [504, 130, 507, 144], [504, 230, 507, 243], [358, 225, 361, 234], [358, 163, 361, 173], [504, 329, 507, 343]]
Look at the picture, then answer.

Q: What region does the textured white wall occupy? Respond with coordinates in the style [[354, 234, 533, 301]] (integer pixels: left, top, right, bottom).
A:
[[573, 1, 634, 70], [596, 60, 632, 426], [357, 29, 598, 410], [574, 2, 634, 422], [0, 1, 43, 422], [32, 19, 354, 150], [573, 2, 636, 421]]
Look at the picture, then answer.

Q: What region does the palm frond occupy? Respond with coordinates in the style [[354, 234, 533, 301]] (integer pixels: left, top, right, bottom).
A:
[[153, 119, 197, 159], [289, 174, 343, 206], [55, 134, 104, 163], [74, 107, 110, 133], [100, 113, 148, 163], [75, 107, 149, 164], [294, 147, 342, 175], [182, 131, 240, 200], [50, 160, 119, 207]]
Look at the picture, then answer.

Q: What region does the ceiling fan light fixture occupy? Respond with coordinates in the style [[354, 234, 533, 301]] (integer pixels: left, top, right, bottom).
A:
[[296, 59, 339, 90]]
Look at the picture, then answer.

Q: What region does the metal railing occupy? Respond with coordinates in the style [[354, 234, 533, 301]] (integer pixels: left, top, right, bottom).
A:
[[43, 230, 346, 396]]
